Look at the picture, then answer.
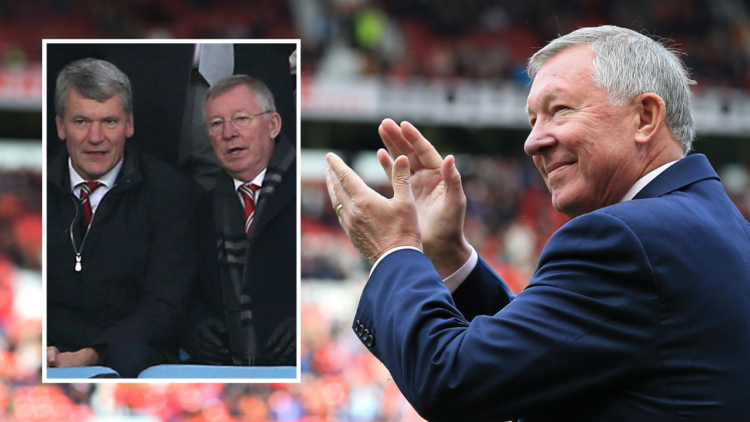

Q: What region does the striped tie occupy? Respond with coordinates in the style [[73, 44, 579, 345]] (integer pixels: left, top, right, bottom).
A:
[[79, 181, 103, 227], [238, 183, 260, 237]]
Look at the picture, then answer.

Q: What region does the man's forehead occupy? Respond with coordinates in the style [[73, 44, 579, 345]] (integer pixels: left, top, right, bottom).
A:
[[207, 85, 260, 114], [526, 47, 596, 113], [65, 91, 128, 115]]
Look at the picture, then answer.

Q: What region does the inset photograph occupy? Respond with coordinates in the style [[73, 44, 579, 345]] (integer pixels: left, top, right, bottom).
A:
[[44, 40, 299, 381]]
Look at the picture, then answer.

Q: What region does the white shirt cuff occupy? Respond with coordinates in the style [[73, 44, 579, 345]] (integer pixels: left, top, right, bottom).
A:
[[369, 246, 423, 278], [443, 246, 478, 293], [369, 245, 478, 294]]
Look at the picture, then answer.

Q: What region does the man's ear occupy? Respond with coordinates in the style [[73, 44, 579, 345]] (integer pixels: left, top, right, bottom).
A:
[[55, 116, 66, 140], [269, 112, 282, 139], [126, 113, 135, 138], [634, 93, 666, 145]]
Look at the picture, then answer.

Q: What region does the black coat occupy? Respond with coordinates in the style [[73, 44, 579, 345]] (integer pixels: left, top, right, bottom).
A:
[[47, 144, 198, 355], [186, 136, 297, 366]]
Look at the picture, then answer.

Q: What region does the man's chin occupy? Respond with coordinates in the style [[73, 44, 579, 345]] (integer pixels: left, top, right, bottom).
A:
[[551, 192, 583, 219], [78, 162, 114, 180]]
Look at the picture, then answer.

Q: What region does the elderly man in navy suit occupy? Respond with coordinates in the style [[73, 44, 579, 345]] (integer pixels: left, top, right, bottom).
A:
[[325, 26, 750, 421]]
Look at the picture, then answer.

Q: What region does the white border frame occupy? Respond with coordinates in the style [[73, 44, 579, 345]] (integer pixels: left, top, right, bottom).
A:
[[42, 38, 302, 384]]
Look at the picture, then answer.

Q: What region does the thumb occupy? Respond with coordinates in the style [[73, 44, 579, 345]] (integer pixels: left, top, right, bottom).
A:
[[391, 155, 413, 201], [442, 155, 464, 202]]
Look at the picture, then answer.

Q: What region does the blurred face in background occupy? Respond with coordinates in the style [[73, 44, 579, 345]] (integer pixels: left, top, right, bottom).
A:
[[56, 89, 133, 181], [205, 84, 281, 183], [524, 45, 643, 219]]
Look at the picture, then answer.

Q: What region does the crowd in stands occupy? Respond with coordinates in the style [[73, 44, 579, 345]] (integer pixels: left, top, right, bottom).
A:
[[0, 0, 749, 90]]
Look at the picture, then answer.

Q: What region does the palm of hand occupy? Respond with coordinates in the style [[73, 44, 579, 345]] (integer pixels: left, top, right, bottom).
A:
[[411, 167, 463, 259]]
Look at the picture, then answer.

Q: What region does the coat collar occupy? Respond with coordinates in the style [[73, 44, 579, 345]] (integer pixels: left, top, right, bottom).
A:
[[634, 154, 720, 200]]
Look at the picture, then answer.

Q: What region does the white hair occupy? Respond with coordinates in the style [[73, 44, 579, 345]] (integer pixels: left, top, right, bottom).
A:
[[527, 25, 696, 154]]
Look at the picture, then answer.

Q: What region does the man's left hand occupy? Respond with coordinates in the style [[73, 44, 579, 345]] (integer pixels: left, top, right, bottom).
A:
[[51, 347, 100, 367], [262, 317, 296, 366], [325, 152, 421, 264]]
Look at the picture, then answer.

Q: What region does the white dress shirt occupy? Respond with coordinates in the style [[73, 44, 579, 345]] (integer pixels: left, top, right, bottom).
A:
[[370, 160, 680, 292], [233, 169, 267, 209], [69, 158, 123, 215]]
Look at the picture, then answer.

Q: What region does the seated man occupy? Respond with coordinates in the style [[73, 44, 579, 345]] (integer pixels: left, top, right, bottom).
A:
[[182, 75, 296, 366], [47, 58, 197, 378]]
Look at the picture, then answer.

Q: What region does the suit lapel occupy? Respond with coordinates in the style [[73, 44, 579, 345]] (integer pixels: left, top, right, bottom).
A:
[[634, 154, 720, 200]]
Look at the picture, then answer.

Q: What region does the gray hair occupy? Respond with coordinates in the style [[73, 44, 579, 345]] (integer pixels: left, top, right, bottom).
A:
[[55, 58, 133, 118], [204, 74, 277, 116], [527, 25, 696, 154]]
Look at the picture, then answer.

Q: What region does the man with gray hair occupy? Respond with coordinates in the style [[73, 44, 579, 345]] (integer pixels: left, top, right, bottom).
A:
[[182, 75, 296, 366], [325, 26, 750, 420], [47, 58, 197, 378]]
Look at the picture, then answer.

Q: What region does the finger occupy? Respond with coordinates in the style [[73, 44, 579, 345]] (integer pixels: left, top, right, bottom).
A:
[[324, 168, 345, 218], [377, 148, 394, 183], [199, 324, 225, 348], [380, 119, 424, 172], [326, 153, 370, 199], [441, 155, 464, 202], [400, 121, 443, 169], [200, 331, 223, 348], [47, 347, 58, 366], [380, 118, 413, 158], [391, 155, 415, 204], [378, 120, 403, 161]]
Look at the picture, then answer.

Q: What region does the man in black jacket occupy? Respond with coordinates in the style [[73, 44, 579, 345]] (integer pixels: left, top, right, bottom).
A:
[[183, 75, 296, 367], [47, 58, 197, 378]]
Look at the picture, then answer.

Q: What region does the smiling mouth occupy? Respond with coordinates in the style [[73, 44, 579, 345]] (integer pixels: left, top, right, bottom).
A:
[[547, 162, 575, 178]]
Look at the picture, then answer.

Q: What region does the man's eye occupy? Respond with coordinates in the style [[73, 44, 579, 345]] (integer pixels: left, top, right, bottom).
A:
[[210, 120, 224, 128], [234, 116, 250, 123], [103, 119, 118, 127], [74, 119, 87, 125], [555, 105, 568, 113]]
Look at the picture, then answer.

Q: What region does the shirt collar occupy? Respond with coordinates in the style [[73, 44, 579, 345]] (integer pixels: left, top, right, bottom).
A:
[[68, 157, 124, 193], [620, 160, 679, 203], [233, 168, 267, 192]]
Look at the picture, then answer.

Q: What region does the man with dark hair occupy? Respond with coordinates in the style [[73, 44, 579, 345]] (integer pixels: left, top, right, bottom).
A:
[[47, 58, 197, 378], [326, 26, 750, 421], [183, 75, 296, 366]]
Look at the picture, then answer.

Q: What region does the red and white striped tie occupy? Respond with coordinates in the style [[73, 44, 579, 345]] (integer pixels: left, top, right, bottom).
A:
[[79, 181, 103, 227], [238, 183, 260, 237]]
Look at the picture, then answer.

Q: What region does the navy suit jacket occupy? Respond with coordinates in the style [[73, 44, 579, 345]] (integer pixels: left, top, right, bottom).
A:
[[353, 154, 750, 422]]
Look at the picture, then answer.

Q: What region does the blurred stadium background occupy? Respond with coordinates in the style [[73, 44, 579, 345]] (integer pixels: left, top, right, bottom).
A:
[[0, 0, 749, 420]]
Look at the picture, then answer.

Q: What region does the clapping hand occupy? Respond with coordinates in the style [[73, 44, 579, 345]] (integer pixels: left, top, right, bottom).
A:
[[325, 151, 421, 264], [377, 119, 472, 278]]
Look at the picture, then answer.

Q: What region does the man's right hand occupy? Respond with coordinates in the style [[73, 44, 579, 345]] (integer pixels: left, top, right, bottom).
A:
[[190, 317, 231, 364], [377, 119, 473, 278]]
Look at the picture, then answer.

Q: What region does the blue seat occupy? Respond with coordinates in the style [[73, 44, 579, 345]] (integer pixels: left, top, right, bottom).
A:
[[47, 366, 120, 379], [137, 364, 297, 379]]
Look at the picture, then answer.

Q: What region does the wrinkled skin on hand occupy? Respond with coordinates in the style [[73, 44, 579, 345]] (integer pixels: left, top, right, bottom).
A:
[[376, 119, 472, 277], [325, 152, 422, 264]]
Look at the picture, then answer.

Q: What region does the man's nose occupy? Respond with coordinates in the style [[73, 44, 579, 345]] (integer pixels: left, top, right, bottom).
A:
[[524, 125, 556, 156], [222, 121, 238, 139], [88, 122, 104, 143]]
